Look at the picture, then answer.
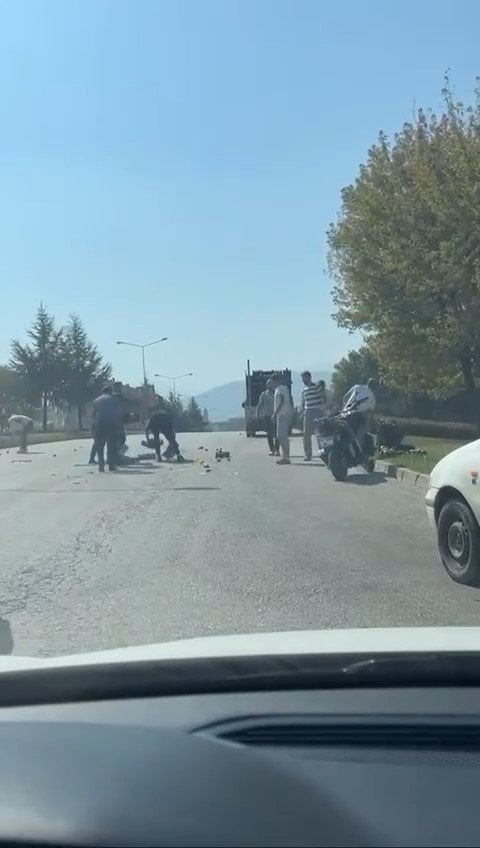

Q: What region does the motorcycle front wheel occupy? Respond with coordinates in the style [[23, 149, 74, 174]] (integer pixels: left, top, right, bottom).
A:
[[329, 447, 348, 482]]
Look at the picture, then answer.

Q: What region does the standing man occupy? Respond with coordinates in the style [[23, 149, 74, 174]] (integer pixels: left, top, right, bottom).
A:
[[301, 372, 327, 461], [256, 378, 279, 456], [112, 382, 128, 461], [145, 397, 184, 462], [91, 386, 123, 472], [272, 373, 294, 465], [88, 438, 97, 466]]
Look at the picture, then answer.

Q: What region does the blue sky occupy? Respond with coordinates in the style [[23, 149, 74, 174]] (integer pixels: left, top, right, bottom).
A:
[[0, 0, 479, 395]]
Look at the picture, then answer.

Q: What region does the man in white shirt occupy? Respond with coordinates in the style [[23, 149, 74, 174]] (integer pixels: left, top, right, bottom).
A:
[[8, 414, 34, 454], [256, 378, 279, 456], [272, 374, 294, 465], [342, 379, 376, 413], [342, 378, 376, 449]]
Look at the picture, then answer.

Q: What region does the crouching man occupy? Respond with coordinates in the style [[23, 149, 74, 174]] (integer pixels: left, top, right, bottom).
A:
[[145, 397, 184, 462], [8, 414, 34, 454]]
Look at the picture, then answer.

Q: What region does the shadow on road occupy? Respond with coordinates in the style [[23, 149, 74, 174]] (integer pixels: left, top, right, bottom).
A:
[[114, 467, 155, 475], [0, 618, 14, 655], [162, 486, 221, 491], [165, 458, 195, 465], [290, 461, 325, 467], [345, 472, 388, 485]]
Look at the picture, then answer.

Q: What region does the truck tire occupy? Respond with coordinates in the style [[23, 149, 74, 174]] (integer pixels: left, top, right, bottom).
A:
[[437, 499, 480, 586]]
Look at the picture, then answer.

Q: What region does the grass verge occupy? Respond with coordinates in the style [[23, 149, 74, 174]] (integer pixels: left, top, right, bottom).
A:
[[379, 435, 471, 475]]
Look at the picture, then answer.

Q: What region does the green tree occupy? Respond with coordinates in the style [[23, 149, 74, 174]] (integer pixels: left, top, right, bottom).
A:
[[61, 314, 111, 428], [164, 391, 184, 430], [327, 76, 480, 423], [186, 396, 206, 431], [10, 303, 63, 431], [331, 346, 380, 405], [0, 366, 33, 428]]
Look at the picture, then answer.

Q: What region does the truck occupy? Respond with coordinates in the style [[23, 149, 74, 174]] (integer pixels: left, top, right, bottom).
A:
[[243, 360, 293, 437]]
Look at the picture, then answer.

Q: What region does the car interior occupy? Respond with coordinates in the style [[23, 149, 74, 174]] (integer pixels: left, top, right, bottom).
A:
[[0, 650, 478, 846]]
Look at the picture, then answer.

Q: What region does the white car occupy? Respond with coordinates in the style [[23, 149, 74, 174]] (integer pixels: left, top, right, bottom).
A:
[[426, 438, 480, 585]]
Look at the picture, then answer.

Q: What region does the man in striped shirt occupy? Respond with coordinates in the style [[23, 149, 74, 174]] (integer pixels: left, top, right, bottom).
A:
[[301, 371, 327, 461]]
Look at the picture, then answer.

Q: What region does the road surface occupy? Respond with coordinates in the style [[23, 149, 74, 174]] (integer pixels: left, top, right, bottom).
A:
[[0, 430, 479, 657]]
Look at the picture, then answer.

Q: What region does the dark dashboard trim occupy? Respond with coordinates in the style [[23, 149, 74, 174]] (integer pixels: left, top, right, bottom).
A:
[[1, 651, 480, 706]]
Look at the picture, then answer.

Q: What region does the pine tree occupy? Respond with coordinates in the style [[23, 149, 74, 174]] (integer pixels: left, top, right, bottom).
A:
[[62, 314, 111, 428], [187, 396, 207, 431], [10, 303, 63, 431]]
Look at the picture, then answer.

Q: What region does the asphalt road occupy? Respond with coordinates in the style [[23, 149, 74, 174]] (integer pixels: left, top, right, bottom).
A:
[[1, 430, 480, 657]]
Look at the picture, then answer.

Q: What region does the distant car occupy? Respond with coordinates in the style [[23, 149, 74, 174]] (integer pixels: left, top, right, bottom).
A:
[[426, 439, 480, 585]]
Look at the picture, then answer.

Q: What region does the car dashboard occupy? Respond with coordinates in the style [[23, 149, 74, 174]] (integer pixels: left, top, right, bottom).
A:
[[0, 654, 479, 846]]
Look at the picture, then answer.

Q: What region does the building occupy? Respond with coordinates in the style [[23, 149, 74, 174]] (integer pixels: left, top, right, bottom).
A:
[[36, 382, 158, 432]]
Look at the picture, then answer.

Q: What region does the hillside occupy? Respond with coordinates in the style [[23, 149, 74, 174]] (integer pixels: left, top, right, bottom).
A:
[[200, 370, 331, 421]]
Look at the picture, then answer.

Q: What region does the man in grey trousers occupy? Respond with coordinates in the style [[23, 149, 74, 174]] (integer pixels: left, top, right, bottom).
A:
[[300, 371, 326, 461]]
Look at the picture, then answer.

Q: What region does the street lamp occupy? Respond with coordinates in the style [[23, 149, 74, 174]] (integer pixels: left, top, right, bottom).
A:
[[155, 372, 193, 399], [116, 337, 168, 385]]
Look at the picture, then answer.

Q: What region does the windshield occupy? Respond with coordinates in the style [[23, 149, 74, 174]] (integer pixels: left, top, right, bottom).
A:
[[1, 0, 479, 659]]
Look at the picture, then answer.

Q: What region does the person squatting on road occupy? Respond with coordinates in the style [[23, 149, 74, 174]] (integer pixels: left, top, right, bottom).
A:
[[272, 373, 294, 465], [145, 397, 184, 462], [300, 372, 327, 461], [256, 378, 279, 456], [91, 386, 124, 472]]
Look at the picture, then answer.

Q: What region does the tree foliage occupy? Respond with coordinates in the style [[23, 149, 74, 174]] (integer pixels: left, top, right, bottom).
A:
[[10, 303, 63, 431], [9, 304, 111, 431], [61, 314, 111, 428], [327, 76, 480, 420], [331, 346, 380, 405], [0, 366, 33, 428], [159, 393, 209, 432]]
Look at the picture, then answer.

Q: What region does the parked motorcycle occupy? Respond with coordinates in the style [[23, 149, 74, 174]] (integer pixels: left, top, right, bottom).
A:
[[316, 401, 375, 481]]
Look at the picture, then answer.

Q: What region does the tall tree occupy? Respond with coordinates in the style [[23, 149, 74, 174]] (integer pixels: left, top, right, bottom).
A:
[[164, 391, 184, 430], [327, 76, 480, 423], [10, 303, 63, 431], [0, 366, 33, 428], [331, 346, 380, 405], [61, 314, 111, 428], [186, 396, 206, 431]]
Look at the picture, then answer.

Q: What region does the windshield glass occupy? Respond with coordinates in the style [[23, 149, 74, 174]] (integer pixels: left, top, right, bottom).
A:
[[1, 0, 479, 658]]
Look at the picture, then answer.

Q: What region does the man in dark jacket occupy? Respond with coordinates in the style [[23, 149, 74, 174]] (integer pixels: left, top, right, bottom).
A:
[[145, 397, 184, 462]]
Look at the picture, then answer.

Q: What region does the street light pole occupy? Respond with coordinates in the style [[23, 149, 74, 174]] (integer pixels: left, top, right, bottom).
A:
[[116, 337, 168, 386], [154, 372, 193, 400]]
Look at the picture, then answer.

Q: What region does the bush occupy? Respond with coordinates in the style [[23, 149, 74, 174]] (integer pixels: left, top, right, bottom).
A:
[[374, 416, 477, 441], [377, 420, 404, 448]]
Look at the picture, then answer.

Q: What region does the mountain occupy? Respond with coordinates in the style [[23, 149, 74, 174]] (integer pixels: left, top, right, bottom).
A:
[[199, 370, 331, 421]]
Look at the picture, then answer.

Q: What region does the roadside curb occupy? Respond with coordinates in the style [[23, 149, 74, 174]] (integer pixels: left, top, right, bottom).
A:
[[375, 459, 429, 492]]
